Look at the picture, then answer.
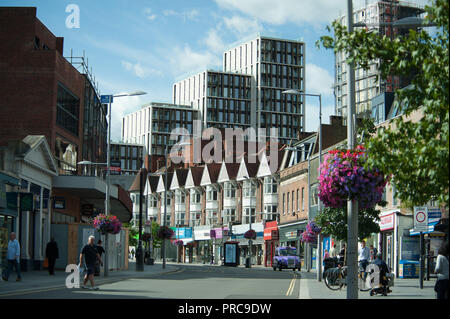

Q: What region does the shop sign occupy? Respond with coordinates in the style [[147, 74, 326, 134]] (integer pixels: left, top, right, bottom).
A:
[[53, 197, 66, 210], [285, 231, 297, 239], [380, 213, 394, 231]]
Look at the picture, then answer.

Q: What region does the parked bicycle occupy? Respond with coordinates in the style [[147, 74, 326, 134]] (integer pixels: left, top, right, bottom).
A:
[[323, 257, 372, 291]]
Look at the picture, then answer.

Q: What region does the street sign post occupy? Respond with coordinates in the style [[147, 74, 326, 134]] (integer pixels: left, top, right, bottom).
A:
[[100, 95, 113, 104], [414, 206, 428, 289], [414, 206, 428, 232]]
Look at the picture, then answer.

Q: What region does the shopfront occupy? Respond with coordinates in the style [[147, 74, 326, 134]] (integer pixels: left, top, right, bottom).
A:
[[171, 227, 193, 263], [264, 221, 279, 267], [231, 223, 264, 265], [193, 225, 211, 264], [379, 211, 396, 272], [211, 227, 229, 264], [0, 172, 20, 275], [278, 221, 306, 255]]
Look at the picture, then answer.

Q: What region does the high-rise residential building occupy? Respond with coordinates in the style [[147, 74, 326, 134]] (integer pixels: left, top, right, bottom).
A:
[[121, 102, 200, 169], [333, 0, 424, 119], [173, 71, 253, 131], [173, 35, 306, 146]]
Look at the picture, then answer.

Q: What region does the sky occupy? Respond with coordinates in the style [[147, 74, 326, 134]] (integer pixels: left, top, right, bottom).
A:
[[2, 0, 431, 141]]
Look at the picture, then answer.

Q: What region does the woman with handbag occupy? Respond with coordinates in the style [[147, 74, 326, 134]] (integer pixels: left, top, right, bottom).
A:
[[434, 242, 449, 299]]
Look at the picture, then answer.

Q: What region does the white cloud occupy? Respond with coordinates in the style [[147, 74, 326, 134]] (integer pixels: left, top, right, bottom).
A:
[[305, 63, 334, 96], [214, 0, 346, 26], [304, 103, 335, 132], [121, 60, 162, 78], [203, 28, 226, 53], [163, 8, 200, 21], [168, 44, 222, 76], [223, 15, 262, 36], [144, 8, 157, 21]]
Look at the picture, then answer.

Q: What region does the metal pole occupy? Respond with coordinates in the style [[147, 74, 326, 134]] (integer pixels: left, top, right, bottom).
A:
[[307, 154, 311, 272], [317, 94, 323, 282], [162, 145, 168, 269], [104, 98, 112, 277], [136, 168, 145, 271], [346, 0, 359, 299], [419, 232, 424, 289]]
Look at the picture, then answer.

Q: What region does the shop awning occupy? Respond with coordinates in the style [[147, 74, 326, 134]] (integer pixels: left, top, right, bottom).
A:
[[409, 219, 440, 236]]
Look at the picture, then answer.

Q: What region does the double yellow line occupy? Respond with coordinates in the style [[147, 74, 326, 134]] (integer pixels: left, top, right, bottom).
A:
[[286, 273, 298, 296]]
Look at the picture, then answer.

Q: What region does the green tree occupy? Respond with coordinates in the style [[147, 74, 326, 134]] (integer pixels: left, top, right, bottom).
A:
[[124, 223, 138, 247], [317, 0, 449, 208], [315, 202, 387, 242]]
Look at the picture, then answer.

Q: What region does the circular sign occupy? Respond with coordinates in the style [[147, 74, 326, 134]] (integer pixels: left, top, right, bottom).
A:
[[416, 211, 426, 223]]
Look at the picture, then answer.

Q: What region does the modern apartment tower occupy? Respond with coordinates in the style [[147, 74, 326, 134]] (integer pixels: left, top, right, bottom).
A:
[[334, 0, 424, 118], [174, 35, 306, 146], [122, 102, 200, 158]]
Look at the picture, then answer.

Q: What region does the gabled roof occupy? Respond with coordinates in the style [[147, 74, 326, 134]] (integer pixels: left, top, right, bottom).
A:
[[257, 151, 284, 177], [20, 135, 58, 176], [200, 163, 221, 186], [144, 175, 159, 194], [217, 162, 240, 183], [156, 172, 173, 193], [170, 169, 189, 190], [185, 166, 204, 189], [236, 157, 259, 181]]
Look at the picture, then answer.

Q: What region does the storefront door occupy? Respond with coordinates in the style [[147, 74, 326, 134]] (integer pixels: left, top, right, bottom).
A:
[[386, 234, 394, 271]]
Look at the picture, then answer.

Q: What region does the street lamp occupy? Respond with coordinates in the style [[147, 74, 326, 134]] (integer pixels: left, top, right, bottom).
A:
[[149, 140, 190, 269], [242, 175, 255, 268], [96, 90, 147, 276], [282, 89, 323, 281]]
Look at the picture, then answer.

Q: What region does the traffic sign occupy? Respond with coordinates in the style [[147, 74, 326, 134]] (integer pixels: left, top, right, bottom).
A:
[[414, 206, 428, 232], [100, 95, 113, 104]]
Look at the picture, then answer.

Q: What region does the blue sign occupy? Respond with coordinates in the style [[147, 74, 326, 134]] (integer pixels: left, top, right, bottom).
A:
[[171, 227, 192, 239], [428, 209, 442, 220], [100, 95, 113, 104]]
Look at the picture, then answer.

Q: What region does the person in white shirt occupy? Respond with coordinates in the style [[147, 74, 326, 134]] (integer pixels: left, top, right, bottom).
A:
[[358, 240, 370, 271], [2, 232, 21, 282], [330, 244, 337, 258], [434, 242, 448, 299]]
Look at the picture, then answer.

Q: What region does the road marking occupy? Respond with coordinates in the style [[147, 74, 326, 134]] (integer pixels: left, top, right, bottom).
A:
[[286, 273, 297, 296]]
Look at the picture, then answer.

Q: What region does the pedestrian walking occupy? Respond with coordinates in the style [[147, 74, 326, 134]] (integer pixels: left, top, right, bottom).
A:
[[329, 244, 337, 258], [2, 232, 21, 282], [323, 249, 330, 260], [434, 242, 449, 299], [339, 244, 346, 265], [79, 236, 102, 290], [131, 249, 135, 260], [94, 240, 105, 276], [45, 237, 59, 275]]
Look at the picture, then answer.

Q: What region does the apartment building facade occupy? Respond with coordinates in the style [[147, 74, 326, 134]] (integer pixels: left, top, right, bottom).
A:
[[334, 0, 424, 119]]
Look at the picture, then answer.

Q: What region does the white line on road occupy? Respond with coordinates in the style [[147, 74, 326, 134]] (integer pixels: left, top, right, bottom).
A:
[[286, 273, 297, 296]]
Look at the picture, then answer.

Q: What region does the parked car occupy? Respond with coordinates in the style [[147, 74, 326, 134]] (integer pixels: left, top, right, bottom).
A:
[[273, 247, 301, 271]]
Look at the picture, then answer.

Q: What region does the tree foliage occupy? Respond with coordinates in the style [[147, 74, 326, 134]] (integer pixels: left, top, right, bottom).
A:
[[316, 0, 449, 208], [315, 201, 387, 242]]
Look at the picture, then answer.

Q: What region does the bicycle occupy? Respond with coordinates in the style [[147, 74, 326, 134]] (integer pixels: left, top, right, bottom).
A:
[[324, 265, 347, 290]]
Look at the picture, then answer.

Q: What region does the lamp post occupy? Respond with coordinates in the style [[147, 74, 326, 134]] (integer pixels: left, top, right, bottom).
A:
[[282, 89, 322, 281], [242, 176, 254, 268], [95, 90, 147, 276]]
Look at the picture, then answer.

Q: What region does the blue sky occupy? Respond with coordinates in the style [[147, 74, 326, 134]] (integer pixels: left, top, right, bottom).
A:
[[2, 0, 430, 141]]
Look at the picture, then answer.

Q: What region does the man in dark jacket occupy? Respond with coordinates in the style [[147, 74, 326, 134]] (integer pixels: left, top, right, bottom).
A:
[[45, 238, 59, 275]]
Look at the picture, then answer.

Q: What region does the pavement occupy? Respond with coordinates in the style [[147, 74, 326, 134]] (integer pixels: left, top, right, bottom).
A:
[[298, 269, 437, 299], [0, 260, 180, 298], [0, 259, 439, 299]]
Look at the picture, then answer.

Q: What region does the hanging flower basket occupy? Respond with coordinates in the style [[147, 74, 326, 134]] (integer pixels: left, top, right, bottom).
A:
[[210, 229, 216, 239], [93, 214, 122, 235], [300, 221, 321, 243], [244, 229, 256, 240], [142, 233, 151, 242], [157, 226, 174, 240], [174, 240, 184, 246], [318, 145, 388, 209]]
